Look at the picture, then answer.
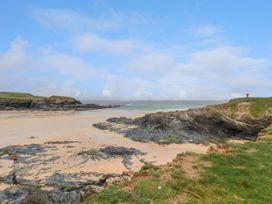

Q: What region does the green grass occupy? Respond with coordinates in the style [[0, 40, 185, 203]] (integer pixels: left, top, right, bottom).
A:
[[266, 127, 272, 135], [0, 91, 76, 101], [186, 141, 272, 203], [35, 183, 44, 190], [49, 95, 75, 100], [220, 97, 272, 117], [157, 135, 183, 145], [84, 187, 132, 204], [135, 179, 175, 203], [85, 139, 272, 204], [0, 92, 34, 99], [258, 126, 272, 142], [77, 150, 105, 160]]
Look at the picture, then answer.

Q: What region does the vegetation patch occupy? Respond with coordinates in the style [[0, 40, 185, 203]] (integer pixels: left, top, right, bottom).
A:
[[0, 92, 34, 99], [219, 97, 272, 118], [257, 126, 272, 142], [84, 187, 132, 204], [157, 135, 183, 145], [78, 150, 106, 161], [85, 138, 272, 203]]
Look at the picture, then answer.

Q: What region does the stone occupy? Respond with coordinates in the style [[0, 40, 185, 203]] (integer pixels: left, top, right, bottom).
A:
[[94, 106, 272, 144]]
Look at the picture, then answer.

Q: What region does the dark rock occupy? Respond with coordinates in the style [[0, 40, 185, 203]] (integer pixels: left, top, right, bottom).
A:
[[47, 190, 81, 204], [44, 141, 80, 145], [94, 107, 272, 144], [93, 123, 113, 131], [0, 171, 132, 204], [0, 185, 82, 204], [78, 146, 144, 170], [107, 117, 135, 125], [100, 146, 143, 156], [0, 92, 120, 111], [20, 190, 48, 204], [0, 144, 45, 156], [2, 186, 28, 204]]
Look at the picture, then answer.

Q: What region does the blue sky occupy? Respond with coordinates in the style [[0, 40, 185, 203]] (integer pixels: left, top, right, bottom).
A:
[[0, 0, 271, 100]]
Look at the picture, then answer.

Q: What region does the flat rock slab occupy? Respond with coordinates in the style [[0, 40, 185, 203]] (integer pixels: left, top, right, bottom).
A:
[[78, 146, 145, 170]]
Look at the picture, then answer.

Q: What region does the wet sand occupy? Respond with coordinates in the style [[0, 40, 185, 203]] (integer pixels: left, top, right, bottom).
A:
[[0, 109, 209, 190]]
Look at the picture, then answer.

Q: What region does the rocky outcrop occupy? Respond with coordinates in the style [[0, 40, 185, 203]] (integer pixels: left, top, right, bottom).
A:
[[94, 104, 272, 144], [78, 146, 145, 170], [0, 144, 136, 204], [0, 92, 119, 111]]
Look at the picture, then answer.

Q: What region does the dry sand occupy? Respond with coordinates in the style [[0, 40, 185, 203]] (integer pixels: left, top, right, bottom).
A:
[[0, 109, 209, 190]]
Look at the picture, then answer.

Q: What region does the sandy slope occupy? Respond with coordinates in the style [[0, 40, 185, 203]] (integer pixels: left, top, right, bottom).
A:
[[0, 109, 209, 191]]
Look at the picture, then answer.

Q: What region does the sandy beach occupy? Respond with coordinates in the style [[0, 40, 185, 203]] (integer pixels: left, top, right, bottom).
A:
[[0, 109, 209, 191]]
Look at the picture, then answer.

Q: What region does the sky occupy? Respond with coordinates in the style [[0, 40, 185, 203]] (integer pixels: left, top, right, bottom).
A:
[[0, 0, 272, 100]]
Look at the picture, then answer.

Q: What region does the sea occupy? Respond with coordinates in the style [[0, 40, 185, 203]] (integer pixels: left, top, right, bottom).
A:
[[83, 100, 225, 112]]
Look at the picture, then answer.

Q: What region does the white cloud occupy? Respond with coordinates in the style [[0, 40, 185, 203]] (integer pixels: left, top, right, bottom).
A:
[[102, 89, 112, 97], [157, 45, 272, 99], [2, 35, 271, 100], [3, 3, 272, 102], [35, 48, 98, 81], [0, 36, 30, 71], [126, 51, 176, 73], [75, 33, 137, 54], [0, 36, 103, 98], [178, 46, 268, 77]]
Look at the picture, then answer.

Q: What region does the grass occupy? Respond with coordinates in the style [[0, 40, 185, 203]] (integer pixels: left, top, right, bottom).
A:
[[157, 135, 183, 145], [0, 91, 76, 101], [35, 183, 44, 190], [257, 126, 272, 142], [49, 95, 75, 101], [135, 179, 175, 203], [0, 92, 34, 99], [186, 142, 272, 203], [266, 127, 272, 135], [84, 136, 272, 204], [220, 97, 272, 117], [77, 150, 105, 160], [84, 187, 132, 204]]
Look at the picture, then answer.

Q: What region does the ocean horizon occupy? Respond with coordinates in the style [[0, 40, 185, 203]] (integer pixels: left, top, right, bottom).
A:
[[82, 100, 224, 111]]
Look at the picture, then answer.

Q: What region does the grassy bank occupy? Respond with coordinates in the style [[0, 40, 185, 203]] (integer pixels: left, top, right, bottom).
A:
[[218, 97, 272, 118], [0, 91, 76, 101], [84, 126, 272, 204], [0, 92, 34, 99]]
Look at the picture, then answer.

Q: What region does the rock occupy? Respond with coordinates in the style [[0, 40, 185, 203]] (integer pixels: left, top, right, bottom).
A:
[[0, 92, 120, 111], [94, 105, 272, 144], [0, 185, 83, 204], [101, 146, 144, 170], [107, 117, 135, 125], [0, 144, 45, 156], [78, 146, 144, 170], [44, 141, 80, 145], [0, 171, 132, 203], [47, 190, 81, 204], [20, 190, 48, 204], [93, 123, 113, 131], [100, 146, 143, 156], [2, 186, 29, 204], [45, 173, 79, 188]]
